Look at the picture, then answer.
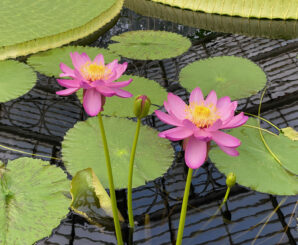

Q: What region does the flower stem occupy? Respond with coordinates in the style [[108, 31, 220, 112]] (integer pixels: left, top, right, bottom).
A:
[[128, 118, 141, 229], [223, 187, 231, 203], [98, 113, 123, 245], [176, 168, 193, 245]]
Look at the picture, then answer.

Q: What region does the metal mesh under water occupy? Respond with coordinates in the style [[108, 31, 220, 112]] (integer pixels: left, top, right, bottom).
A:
[[0, 8, 297, 245]]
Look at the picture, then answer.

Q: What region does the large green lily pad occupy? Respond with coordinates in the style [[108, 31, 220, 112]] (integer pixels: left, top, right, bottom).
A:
[[27, 46, 120, 77], [209, 119, 298, 195], [77, 75, 167, 117], [0, 60, 36, 102], [179, 56, 267, 100], [0, 0, 123, 60], [150, 0, 298, 19], [62, 117, 174, 189], [108, 30, 191, 60], [0, 158, 70, 245]]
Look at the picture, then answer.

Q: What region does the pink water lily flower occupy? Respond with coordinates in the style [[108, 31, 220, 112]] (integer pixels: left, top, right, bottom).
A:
[[56, 52, 133, 116], [155, 88, 248, 169]]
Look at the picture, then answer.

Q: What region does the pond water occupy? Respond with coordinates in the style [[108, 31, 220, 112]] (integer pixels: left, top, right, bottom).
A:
[[1, 7, 297, 245]]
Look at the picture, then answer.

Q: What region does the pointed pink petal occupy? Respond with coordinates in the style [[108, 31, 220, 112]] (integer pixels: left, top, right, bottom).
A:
[[108, 79, 133, 88], [193, 128, 212, 141], [83, 88, 103, 116], [189, 87, 204, 104], [95, 86, 116, 97], [80, 53, 91, 63], [167, 93, 187, 120], [106, 60, 118, 71], [218, 145, 239, 156], [80, 81, 93, 89], [113, 88, 133, 98], [159, 127, 193, 141], [93, 54, 105, 66], [205, 90, 217, 106], [102, 72, 118, 83], [114, 63, 128, 80], [56, 88, 79, 96], [185, 137, 207, 169], [211, 131, 241, 147], [59, 63, 74, 77], [70, 52, 88, 70], [216, 96, 231, 110], [57, 79, 80, 88], [155, 110, 183, 126], [206, 119, 223, 132], [222, 113, 248, 129]]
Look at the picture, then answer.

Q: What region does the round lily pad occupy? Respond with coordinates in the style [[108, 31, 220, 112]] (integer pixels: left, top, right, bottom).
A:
[[108, 30, 191, 60], [0, 158, 70, 244], [209, 119, 298, 195], [179, 56, 267, 100], [62, 116, 174, 189], [27, 46, 120, 77], [0, 60, 36, 102], [77, 75, 167, 117], [0, 0, 123, 60]]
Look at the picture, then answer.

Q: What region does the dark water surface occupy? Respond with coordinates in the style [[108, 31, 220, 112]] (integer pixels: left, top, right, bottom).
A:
[[1, 8, 297, 245]]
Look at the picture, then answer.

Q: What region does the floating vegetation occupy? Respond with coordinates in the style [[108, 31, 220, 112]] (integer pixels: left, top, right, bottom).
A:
[[179, 56, 267, 100], [0, 60, 36, 102], [0, 158, 70, 244], [108, 30, 191, 60]]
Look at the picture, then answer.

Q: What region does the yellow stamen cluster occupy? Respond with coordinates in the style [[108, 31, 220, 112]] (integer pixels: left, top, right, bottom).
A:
[[185, 102, 220, 128], [80, 62, 111, 81]]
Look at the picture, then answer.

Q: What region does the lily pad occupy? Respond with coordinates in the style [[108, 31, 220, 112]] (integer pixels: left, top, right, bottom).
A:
[[0, 158, 70, 245], [209, 119, 298, 195], [282, 127, 298, 141], [71, 168, 124, 227], [0, 0, 123, 60], [150, 0, 298, 19], [77, 75, 167, 117], [108, 30, 191, 60], [0, 60, 36, 102], [62, 116, 174, 189], [179, 56, 267, 100], [27, 46, 120, 77]]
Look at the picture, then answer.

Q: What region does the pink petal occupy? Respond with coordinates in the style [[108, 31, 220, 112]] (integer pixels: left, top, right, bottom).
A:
[[206, 119, 223, 132], [193, 128, 212, 141], [185, 136, 207, 169], [108, 79, 133, 88], [80, 81, 93, 89], [218, 145, 239, 156], [57, 79, 80, 88], [95, 86, 116, 97], [114, 63, 128, 80], [113, 88, 133, 98], [70, 52, 88, 70], [159, 127, 193, 141], [102, 72, 118, 83], [189, 87, 204, 104], [205, 90, 217, 106], [106, 60, 118, 71], [155, 110, 183, 126], [59, 63, 74, 77], [167, 93, 187, 120], [93, 54, 105, 66], [83, 88, 103, 116], [222, 113, 248, 129], [216, 96, 231, 110], [56, 87, 79, 96], [211, 131, 241, 147]]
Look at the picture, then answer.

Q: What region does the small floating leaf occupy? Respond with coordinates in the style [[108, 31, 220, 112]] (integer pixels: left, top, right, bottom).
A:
[[108, 30, 191, 60], [282, 127, 298, 141], [210, 118, 298, 195], [27, 46, 119, 77], [71, 168, 124, 227], [0, 158, 70, 244], [0, 60, 36, 102], [77, 75, 167, 117], [62, 117, 174, 189], [179, 56, 267, 100]]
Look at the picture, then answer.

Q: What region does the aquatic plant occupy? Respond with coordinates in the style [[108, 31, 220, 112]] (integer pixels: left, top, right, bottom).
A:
[[155, 87, 248, 244]]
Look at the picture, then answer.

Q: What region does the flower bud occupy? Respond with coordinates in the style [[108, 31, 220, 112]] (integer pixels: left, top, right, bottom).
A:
[[226, 172, 236, 188], [133, 95, 151, 119]]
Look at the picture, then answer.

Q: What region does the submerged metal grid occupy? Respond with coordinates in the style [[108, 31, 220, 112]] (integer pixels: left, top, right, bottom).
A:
[[0, 7, 297, 245]]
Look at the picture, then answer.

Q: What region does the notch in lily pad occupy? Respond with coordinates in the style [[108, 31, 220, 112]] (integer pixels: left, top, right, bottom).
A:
[[179, 56, 267, 100], [108, 30, 191, 60]]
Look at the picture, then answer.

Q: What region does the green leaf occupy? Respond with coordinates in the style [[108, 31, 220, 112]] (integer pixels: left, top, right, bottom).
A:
[[0, 0, 124, 60], [179, 56, 267, 100], [0, 60, 36, 103], [282, 127, 298, 141], [62, 117, 174, 189], [0, 158, 70, 245], [77, 75, 167, 117], [209, 119, 298, 195], [149, 0, 298, 19], [71, 168, 124, 227], [108, 30, 191, 60], [125, 0, 298, 40], [27, 46, 120, 77]]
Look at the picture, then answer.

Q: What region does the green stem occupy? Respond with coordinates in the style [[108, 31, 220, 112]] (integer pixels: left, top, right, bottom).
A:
[[98, 113, 123, 245], [128, 118, 141, 229], [223, 187, 231, 203], [176, 168, 193, 245]]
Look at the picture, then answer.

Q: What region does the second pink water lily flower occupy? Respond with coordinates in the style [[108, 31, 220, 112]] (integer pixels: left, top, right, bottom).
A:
[[56, 52, 133, 116], [155, 88, 248, 169]]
